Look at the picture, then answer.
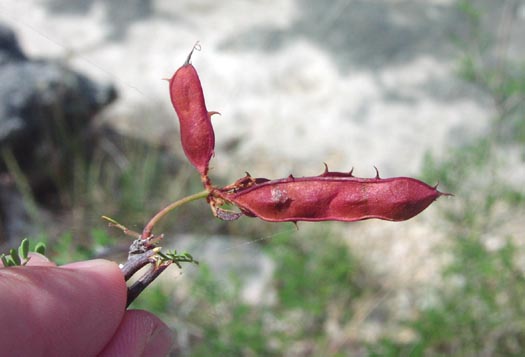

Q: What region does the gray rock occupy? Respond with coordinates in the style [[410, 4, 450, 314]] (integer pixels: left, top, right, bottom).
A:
[[0, 23, 117, 243], [0, 22, 117, 169], [0, 23, 26, 66]]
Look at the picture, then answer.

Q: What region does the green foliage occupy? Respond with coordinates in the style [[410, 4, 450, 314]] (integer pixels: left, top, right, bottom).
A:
[[398, 123, 525, 356], [34, 241, 46, 255], [369, 235, 525, 356], [368, 2, 525, 354], [48, 232, 90, 265], [421, 139, 491, 194], [268, 228, 363, 320], [372, 125, 525, 352], [188, 265, 276, 356], [167, 227, 370, 355], [0, 238, 48, 267], [157, 250, 199, 268], [48, 229, 119, 265], [454, 0, 525, 145]]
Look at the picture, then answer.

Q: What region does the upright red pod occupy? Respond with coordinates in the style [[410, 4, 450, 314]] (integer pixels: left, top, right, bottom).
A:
[[169, 45, 216, 179]]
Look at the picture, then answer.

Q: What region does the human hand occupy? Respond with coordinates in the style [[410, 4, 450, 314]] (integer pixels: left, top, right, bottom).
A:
[[0, 254, 173, 356]]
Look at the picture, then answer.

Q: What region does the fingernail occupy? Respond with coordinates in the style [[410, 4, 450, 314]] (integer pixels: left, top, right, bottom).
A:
[[29, 252, 50, 262], [62, 259, 117, 272], [26, 252, 56, 266]]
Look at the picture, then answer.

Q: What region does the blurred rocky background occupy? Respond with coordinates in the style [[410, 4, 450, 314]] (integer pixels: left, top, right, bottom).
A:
[[1, 0, 524, 355], [0, 23, 117, 241]]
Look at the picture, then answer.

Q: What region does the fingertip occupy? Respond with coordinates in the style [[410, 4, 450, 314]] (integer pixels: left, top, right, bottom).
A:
[[146, 321, 174, 356], [61, 258, 127, 312], [25, 253, 56, 267], [0, 259, 127, 356], [61, 258, 120, 272], [99, 310, 173, 357]]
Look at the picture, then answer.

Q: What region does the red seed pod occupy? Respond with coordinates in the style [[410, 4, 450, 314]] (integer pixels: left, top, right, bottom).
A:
[[214, 169, 449, 222], [169, 44, 216, 178]]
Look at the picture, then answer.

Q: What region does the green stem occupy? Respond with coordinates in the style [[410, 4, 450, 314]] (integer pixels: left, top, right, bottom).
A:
[[141, 190, 209, 239]]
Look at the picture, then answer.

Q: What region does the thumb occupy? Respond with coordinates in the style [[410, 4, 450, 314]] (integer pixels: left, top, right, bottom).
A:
[[99, 309, 174, 357], [0, 259, 126, 356]]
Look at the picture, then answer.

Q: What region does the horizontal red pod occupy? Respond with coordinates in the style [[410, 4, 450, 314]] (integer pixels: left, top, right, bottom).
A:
[[215, 170, 449, 222], [169, 44, 216, 177]]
